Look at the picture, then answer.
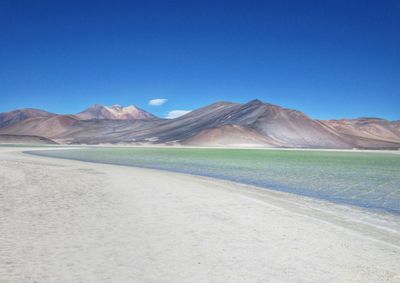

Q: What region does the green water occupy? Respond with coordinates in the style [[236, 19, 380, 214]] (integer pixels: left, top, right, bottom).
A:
[[29, 147, 400, 214]]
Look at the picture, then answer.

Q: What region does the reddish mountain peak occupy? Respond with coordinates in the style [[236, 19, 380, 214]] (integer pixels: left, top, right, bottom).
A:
[[76, 104, 158, 120]]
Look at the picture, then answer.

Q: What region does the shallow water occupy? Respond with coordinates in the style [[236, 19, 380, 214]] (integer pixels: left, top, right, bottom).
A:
[[30, 148, 400, 214]]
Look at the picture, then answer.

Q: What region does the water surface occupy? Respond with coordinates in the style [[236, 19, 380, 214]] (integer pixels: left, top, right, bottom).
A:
[[30, 147, 400, 214]]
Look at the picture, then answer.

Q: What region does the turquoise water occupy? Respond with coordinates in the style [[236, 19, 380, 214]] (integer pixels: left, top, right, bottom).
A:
[[29, 147, 400, 214]]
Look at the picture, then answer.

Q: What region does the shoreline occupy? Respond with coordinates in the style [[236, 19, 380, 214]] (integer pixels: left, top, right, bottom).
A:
[[2, 142, 400, 155], [25, 148, 400, 246], [26, 146, 400, 217], [65, 144, 400, 155], [1, 146, 400, 282]]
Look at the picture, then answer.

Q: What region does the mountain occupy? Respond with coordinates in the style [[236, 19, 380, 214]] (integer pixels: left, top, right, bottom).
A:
[[322, 118, 400, 142], [0, 115, 79, 141], [0, 100, 399, 149], [0, 114, 162, 144], [76, 104, 158, 120], [0, 108, 55, 128], [320, 118, 400, 149], [119, 99, 350, 148]]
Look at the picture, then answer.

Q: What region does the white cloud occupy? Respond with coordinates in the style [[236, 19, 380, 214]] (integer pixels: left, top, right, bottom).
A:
[[166, 110, 191, 119], [149, 98, 168, 106]]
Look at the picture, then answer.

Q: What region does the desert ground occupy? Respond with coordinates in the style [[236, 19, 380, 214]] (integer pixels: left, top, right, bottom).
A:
[[1, 146, 400, 282]]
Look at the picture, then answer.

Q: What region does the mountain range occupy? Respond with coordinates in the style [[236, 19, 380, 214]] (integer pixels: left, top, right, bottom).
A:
[[0, 100, 399, 149]]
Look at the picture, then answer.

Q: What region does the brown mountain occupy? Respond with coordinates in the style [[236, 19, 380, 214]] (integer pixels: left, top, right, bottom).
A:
[[0, 115, 79, 141], [118, 99, 350, 148], [76, 104, 158, 120], [0, 114, 162, 144], [0, 108, 55, 128], [322, 118, 400, 142], [0, 100, 399, 149]]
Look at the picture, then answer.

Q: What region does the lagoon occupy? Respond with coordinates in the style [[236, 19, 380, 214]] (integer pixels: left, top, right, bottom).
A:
[[30, 147, 400, 214]]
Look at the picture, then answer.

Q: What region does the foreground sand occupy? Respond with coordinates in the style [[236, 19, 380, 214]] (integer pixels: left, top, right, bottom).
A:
[[1, 147, 399, 282]]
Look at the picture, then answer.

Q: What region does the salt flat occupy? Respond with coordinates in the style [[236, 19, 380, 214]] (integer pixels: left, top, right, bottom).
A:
[[1, 146, 400, 282]]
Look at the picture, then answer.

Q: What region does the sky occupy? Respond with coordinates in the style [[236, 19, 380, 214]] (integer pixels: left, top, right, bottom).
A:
[[0, 0, 399, 120]]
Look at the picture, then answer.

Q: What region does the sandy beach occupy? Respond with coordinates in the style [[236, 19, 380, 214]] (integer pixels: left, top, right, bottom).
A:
[[1, 146, 399, 282]]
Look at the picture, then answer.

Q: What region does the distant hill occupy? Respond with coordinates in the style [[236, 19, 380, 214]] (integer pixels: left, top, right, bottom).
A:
[[0, 108, 55, 128], [321, 118, 400, 147], [0, 100, 399, 149], [0, 115, 80, 140]]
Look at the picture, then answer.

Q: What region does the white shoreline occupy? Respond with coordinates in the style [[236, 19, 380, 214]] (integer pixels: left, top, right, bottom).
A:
[[69, 144, 400, 155], [25, 146, 400, 238], [1, 146, 400, 282], [2, 142, 399, 155]]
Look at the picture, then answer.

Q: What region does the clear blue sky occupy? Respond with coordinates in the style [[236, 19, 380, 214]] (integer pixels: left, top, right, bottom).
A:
[[0, 0, 399, 119]]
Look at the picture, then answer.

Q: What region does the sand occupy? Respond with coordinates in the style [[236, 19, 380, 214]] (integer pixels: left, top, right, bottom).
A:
[[0, 146, 399, 282]]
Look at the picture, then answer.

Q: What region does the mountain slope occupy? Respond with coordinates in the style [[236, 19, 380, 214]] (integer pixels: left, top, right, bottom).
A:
[[0, 134, 57, 144], [0, 115, 79, 139], [182, 124, 279, 147], [322, 118, 400, 142], [0, 108, 55, 128], [320, 118, 400, 149]]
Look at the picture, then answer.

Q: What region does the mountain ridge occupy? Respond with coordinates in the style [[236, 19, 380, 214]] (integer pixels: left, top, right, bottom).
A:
[[0, 100, 399, 149], [0, 108, 56, 128]]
